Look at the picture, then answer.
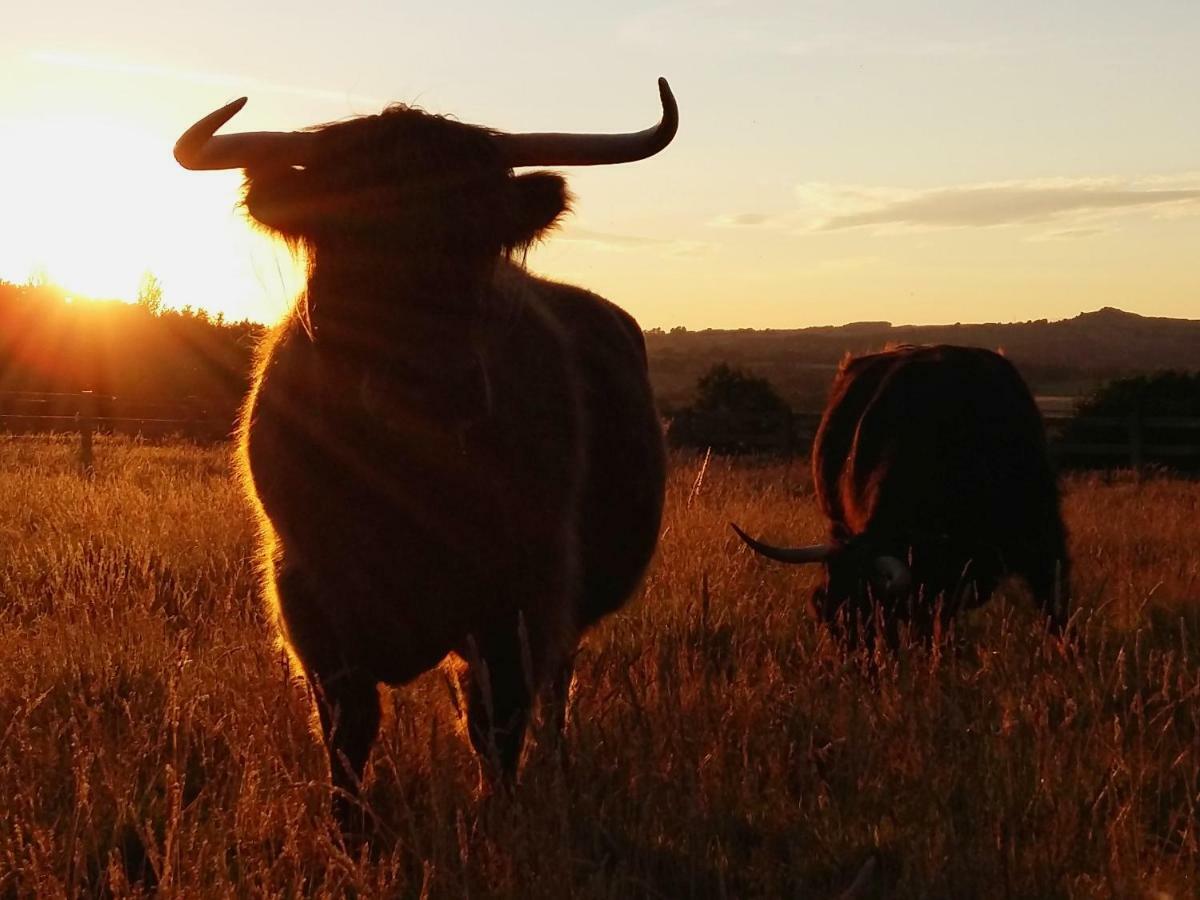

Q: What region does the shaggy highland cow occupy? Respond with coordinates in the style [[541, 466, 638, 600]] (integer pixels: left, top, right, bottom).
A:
[[174, 81, 676, 815], [734, 345, 1069, 647]]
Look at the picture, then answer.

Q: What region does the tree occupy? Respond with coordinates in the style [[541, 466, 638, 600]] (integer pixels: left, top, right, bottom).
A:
[[693, 363, 790, 416], [1060, 371, 1200, 471], [26, 265, 51, 288], [1076, 371, 1200, 418], [667, 363, 793, 454], [137, 271, 165, 316]]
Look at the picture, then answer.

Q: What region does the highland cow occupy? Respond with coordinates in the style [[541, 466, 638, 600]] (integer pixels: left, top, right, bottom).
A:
[[734, 345, 1069, 647], [174, 81, 676, 817]]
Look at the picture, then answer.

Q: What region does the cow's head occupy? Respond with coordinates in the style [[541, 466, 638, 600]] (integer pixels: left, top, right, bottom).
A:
[[174, 81, 677, 264], [731, 523, 912, 638]]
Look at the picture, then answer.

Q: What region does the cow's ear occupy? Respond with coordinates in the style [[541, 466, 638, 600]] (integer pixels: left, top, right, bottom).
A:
[[505, 172, 571, 249]]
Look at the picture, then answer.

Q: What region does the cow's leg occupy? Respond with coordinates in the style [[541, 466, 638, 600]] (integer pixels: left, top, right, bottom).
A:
[[461, 611, 572, 785], [545, 652, 576, 738], [834, 600, 874, 652], [273, 564, 381, 827], [308, 666, 381, 827], [461, 629, 533, 783], [1022, 552, 1070, 635], [906, 592, 939, 646], [534, 652, 577, 773]]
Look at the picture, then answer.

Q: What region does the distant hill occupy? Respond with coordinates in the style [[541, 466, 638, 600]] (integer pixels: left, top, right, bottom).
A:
[[646, 308, 1200, 411]]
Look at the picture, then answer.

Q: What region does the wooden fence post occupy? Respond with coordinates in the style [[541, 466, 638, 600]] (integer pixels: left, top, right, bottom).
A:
[[1128, 409, 1144, 476], [77, 390, 95, 476]]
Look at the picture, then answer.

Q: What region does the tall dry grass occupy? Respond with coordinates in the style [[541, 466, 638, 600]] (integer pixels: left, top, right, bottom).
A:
[[0, 435, 1196, 898]]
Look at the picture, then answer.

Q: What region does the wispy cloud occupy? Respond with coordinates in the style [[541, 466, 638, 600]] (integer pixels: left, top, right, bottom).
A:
[[1028, 226, 1110, 242], [709, 212, 779, 228], [557, 226, 709, 257], [816, 181, 1200, 232], [715, 175, 1200, 236], [30, 50, 387, 107], [813, 255, 883, 271]]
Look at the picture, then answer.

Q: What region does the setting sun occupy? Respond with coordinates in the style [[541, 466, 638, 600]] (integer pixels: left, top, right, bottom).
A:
[[0, 101, 302, 323]]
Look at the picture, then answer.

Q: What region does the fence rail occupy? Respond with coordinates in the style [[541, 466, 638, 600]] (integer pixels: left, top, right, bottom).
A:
[[667, 408, 1200, 469], [4, 391, 1199, 471], [0, 390, 231, 452], [1041, 411, 1200, 469]]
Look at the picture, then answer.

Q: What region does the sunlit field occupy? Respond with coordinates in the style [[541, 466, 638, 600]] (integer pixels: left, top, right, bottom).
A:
[[0, 435, 1197, 898]]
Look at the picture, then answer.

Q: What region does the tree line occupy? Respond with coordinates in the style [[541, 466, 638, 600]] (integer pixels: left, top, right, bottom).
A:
[[0, 279, 262, 428]]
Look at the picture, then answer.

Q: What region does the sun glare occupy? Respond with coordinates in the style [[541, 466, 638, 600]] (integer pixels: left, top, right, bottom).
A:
[[0, 114, 301, 323]]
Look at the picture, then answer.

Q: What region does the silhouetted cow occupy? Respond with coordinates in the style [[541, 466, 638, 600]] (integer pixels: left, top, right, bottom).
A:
[[175, 81, 676, 818], [734, 345, 1068, 647]]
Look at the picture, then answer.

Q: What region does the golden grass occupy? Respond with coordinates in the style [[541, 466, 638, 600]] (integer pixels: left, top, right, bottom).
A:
[[0, 435, 1197, 898]]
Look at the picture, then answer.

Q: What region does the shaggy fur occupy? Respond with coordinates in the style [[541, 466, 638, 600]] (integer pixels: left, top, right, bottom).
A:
[[808, 345, 1069, 646], [236, 105, 665, 818]]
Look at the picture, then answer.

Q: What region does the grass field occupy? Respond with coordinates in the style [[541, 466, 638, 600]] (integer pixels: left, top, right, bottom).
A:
[[0, 435, 1197, 898]]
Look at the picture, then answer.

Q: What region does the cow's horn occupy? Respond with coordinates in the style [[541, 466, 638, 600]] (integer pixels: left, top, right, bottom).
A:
[[496, 77, 678, 167], [874, 555, 912, 594], [174, 98, 316, 171], [730, 523, 836, 565]]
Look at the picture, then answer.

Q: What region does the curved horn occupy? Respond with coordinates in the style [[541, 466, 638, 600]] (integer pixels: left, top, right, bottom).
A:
[[174, 97, 316, 171], [730, 523, 836, 565], [496, 77, 678, 167], [873, 555, 912, 594]]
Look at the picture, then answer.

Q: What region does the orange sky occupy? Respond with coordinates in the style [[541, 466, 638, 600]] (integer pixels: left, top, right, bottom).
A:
[[2, 2, 1198, 328]]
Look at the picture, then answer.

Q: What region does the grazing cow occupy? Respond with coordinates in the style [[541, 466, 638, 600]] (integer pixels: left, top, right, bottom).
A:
[[174, 81, 675, 816], [733, 345, 1069, 647]]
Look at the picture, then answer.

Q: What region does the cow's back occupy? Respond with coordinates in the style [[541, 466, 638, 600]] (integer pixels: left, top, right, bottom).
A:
[[813, 345, 1059, 549]]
